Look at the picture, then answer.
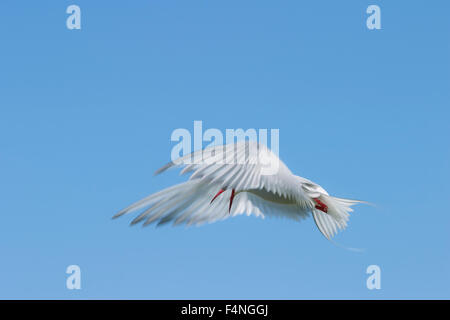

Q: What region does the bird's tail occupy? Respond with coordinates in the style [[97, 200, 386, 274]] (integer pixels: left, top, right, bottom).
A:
[[312, 195, 367, 240]]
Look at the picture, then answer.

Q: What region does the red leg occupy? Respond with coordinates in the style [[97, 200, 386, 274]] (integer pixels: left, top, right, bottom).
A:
[[210, 189, 225, 204], [229, 189, 236, 213], [313, 198, 328, 213]]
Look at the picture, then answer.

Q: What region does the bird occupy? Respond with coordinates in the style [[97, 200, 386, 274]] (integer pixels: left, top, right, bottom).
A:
[[113, 141, 366, 240]]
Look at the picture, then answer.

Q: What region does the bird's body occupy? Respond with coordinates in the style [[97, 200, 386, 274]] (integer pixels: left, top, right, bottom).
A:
[[114, 141, 365, 240]]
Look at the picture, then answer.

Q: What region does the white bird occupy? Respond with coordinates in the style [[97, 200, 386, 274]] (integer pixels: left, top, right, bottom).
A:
[[114, 141, 365, 240]]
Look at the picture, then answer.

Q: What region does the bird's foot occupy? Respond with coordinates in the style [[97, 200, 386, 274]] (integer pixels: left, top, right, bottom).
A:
[[229, 189, 235, 214], [210, 188, 236, 214], [210, 189, 225, 204], [313, 198, 328, 213]]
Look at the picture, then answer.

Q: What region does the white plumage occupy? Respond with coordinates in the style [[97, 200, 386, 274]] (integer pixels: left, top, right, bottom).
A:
[[114, 141, 365, 240]]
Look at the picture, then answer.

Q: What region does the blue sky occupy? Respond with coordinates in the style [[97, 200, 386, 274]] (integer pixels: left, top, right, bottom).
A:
[[0, 0, 449, 299]]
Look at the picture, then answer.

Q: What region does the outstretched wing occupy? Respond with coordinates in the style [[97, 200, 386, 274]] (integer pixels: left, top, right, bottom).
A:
[[156, 141, 307, 204], [113, 141, 311, 226], [113, 180, 308, 227]]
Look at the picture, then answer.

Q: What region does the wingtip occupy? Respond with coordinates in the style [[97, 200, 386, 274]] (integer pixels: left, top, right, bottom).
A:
[[112, 207, 132, 219], [154, 162, 174, 176], [129, 216, 144, 226], [112, 212, 124, 219], [363, 200, 376, 208]]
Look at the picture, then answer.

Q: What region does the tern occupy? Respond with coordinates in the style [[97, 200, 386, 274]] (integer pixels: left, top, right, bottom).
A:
[[114, 141, 366, 240]]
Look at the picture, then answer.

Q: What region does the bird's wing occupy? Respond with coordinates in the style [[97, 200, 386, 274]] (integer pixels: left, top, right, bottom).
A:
[[155, 141, 308, 205], [113, 141, 313, 226], [113, 180, 309, 227]]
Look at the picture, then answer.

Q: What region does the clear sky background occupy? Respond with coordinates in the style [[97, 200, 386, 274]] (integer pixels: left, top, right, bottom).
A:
[[0, 1, 449, 299]]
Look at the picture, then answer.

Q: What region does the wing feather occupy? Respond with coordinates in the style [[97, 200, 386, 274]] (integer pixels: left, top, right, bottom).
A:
[[155, 141, 304, 204], [115, 142, 324, 230]]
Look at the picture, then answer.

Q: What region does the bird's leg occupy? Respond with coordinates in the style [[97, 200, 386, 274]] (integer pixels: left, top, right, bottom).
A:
[[313, 198, 328, 213], [210, 188, 236, 214], [210, 189, 226, 204], [229, 189, 236, 214]]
